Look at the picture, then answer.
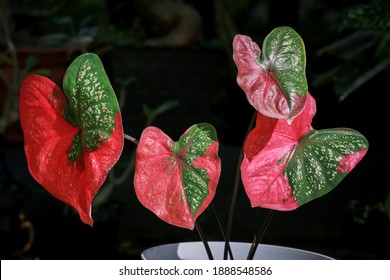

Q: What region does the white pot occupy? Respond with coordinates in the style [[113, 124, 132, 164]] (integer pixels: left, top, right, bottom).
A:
[[141, 241, 334, 260]]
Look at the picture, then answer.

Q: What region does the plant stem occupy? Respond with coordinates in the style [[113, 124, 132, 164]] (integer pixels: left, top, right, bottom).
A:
[[124, 133, 138, 145], [223, 110, 257, 260], [195, 221, 214, 260], [247, 209, 275, 260], [211, 204, 233, 259]]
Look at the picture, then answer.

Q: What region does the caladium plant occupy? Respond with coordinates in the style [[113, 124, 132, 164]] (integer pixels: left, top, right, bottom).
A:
[[233, 26, 308, 122], [18, 26, 368, 259], [19, 53, 124, 226], [134, 124, 221, 230], [240, 92, 368, 211]]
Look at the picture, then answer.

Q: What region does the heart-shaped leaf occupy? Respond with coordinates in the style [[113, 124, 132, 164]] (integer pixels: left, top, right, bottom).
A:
[[233, 26, 308, 120], [19, 53, 124, 226], [241, 93, 368, 210], [134, 123, 221, 230]]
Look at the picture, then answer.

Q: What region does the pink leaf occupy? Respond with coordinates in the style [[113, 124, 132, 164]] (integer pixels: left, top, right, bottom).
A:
[[134, 124, 221, 230], [241, 93, 368, 210], [233, 30, 308, 120]]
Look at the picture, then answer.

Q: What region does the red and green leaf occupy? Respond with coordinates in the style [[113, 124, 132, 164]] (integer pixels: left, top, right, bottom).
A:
[[19, 53, 124, 226], [241, 93, 368, 210], [134, 123, 221, 230], [233, 26, 308, 120]]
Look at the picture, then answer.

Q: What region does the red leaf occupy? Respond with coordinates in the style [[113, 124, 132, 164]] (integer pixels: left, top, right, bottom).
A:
[[337, 151, 367, 173], [233, 33, 307, 120], [134, 125, 221, 230], [20, 74, 124, 226], [241, 93, 316, 210]]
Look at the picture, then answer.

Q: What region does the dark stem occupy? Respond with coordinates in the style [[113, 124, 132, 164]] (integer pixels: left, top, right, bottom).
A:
[[211, 204, 233, 259], [247, 209, 275, 260], [195, 221, 214, 260], [223, 110, 257, 259]]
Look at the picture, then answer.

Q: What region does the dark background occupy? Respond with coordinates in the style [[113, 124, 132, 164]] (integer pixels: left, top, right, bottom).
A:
[[1, 0, 389, 260]]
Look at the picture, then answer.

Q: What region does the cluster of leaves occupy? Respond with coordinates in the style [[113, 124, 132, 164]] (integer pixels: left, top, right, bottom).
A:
[[19, 27, 368, 235]]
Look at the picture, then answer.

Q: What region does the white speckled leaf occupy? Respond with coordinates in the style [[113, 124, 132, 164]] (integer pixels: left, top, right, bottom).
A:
[[287, 128, 369, 206], [63, 53, 121, 161], [134, 123, 221, 230], [241, 93, 369, 211], [20, 62, 124, 226], [233, 26, 308, 120], [260, 26, 308, 113]]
